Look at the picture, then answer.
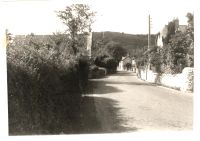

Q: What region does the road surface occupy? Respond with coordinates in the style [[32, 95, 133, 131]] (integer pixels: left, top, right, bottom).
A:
[[80, 71, 193, 133]]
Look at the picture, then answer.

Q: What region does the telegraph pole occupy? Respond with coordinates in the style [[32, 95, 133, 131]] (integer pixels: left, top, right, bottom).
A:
[[148, 15, 151, 50], [146, 14, 151, 80]]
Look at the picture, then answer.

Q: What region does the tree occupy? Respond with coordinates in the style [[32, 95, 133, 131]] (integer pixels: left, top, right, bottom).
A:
[[57, 4, 95, 55], [159, 14, 194, 73], [186, 13, 194, 29], [186, 13, 194, 67], [93, 41, 127, 73], [105, 41, 127, 63], [164, 19, 177, 44]]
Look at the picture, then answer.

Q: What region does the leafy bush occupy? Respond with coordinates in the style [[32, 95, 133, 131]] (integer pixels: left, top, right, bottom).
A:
[[159, 13, 194, 74], [94, 55, 117, 74], [7, 35, 89, 135], [92, 40, 127, 73], [103, 57, 118, 73], [88, 65, 107, 78]]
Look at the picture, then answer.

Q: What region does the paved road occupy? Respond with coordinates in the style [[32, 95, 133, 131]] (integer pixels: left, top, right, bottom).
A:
[[80, 71, 193, 133]]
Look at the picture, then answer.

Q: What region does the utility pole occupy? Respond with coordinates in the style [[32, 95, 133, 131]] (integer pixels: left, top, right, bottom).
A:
[[148, 15, 151, 51], [146, 14, 151, 80]]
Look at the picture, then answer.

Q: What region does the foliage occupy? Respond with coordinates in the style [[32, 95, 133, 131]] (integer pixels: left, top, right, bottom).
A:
[[186, 13, 194, 30], [92, 40, 126, 73], [103, 57, 118, 73], [105, 41, 127, 62], [135, 55, 148, 68], [123, 62, 132, 70], [163, 19, 176, 44], [7, 35, 89, 134], [94, 54, 118, 74], [149, 47, 162, 73], [89, 65, 107, 78], [92, 32, 156, 58], [57, 4, 95, 55], [148, 13, 194, 74]]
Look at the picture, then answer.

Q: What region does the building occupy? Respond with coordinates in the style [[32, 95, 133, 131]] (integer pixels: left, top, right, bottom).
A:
[[117, 56, 136, 72], [156, 19, 187, 48]]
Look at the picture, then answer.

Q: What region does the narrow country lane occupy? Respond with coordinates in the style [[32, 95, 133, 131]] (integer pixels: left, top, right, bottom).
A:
[[80, 71, 193, 133]]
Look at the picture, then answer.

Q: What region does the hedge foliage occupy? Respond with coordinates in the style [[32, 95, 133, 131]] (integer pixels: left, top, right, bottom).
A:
[[7, 34, 89, 135], [92, 41, 126, 73]]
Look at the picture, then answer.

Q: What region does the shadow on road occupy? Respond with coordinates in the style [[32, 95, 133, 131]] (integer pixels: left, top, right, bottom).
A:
[[76, 71, 155, 133], [79, 96, 138, 133], [86, 79, 157, 95], [86, 81, 123, 94], [106, 71, 136, 77], [103, 81, 157, 86]]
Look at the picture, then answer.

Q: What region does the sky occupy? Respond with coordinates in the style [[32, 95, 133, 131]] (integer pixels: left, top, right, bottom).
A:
[[0, 0, 195, 35]]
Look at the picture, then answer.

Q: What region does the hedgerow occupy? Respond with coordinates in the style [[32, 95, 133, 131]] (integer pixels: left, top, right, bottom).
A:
[[7, 34, 89, 134]]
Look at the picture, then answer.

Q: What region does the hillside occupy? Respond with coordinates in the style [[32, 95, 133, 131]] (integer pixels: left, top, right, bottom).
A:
[[14, 32, 156, 58], [92, 31, 156, 58]]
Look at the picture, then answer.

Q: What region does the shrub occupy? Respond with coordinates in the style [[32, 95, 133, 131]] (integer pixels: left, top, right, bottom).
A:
[[88, 65, 107, 78], [7, 35, 89, 135], [94, 55, 118, 74], [103, 57, 118, 73]]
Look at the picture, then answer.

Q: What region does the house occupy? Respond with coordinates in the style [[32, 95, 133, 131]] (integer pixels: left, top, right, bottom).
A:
[[156, 19, 187, 48], [117, 55, 136, 72], [156, 25, 168, 47]]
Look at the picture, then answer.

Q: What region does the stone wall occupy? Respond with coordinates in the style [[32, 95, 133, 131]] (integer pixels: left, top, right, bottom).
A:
[[137, 67, 194, 92], [180, 67, 194, 92]]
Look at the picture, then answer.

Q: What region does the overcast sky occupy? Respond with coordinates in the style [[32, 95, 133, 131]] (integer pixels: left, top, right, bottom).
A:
[[0, 0, 195, 35]]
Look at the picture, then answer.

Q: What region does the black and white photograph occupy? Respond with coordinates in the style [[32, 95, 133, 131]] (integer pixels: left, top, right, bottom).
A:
[[0, 0, 199, 140]]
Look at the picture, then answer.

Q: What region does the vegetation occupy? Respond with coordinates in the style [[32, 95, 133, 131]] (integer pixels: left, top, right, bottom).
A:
[[57, 4, 95, 55], [7, 4, 95, 135], [91, 32, 158, 73], [92, 32, 156, 59], [143, 13, 194, 74], [7, 34, 90, 134], [135, 13, 194, 74], [160, 13, 194, 73], [92, 41, 126, 73]]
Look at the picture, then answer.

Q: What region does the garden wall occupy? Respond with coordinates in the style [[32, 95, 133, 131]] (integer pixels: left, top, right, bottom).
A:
[[137, 67, 194, 92]]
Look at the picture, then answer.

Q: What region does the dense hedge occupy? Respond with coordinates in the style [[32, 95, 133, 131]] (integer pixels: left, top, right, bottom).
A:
[[94, 55, 117, 74], [7, 35, 89, 135]]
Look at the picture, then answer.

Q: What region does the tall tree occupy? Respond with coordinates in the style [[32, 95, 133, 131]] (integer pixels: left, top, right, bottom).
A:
[[186, 12, 194, 67], [164, 19, 177, 44], [105, 41, 127, 63], [186, 13, 194, 29], [57, 4, 95, 55]]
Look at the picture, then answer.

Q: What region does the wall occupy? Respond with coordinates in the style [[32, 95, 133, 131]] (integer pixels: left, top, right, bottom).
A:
[[137, 67, 194, 92]]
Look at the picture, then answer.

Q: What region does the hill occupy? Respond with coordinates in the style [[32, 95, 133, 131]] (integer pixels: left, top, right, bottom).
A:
[[92, 31, 156, 58]]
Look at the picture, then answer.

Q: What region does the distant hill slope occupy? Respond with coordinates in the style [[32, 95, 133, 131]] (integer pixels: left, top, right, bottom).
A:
[[14, 32, 156, 58], [92, 31, 156, 57], [93, 31, 156, 47]]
